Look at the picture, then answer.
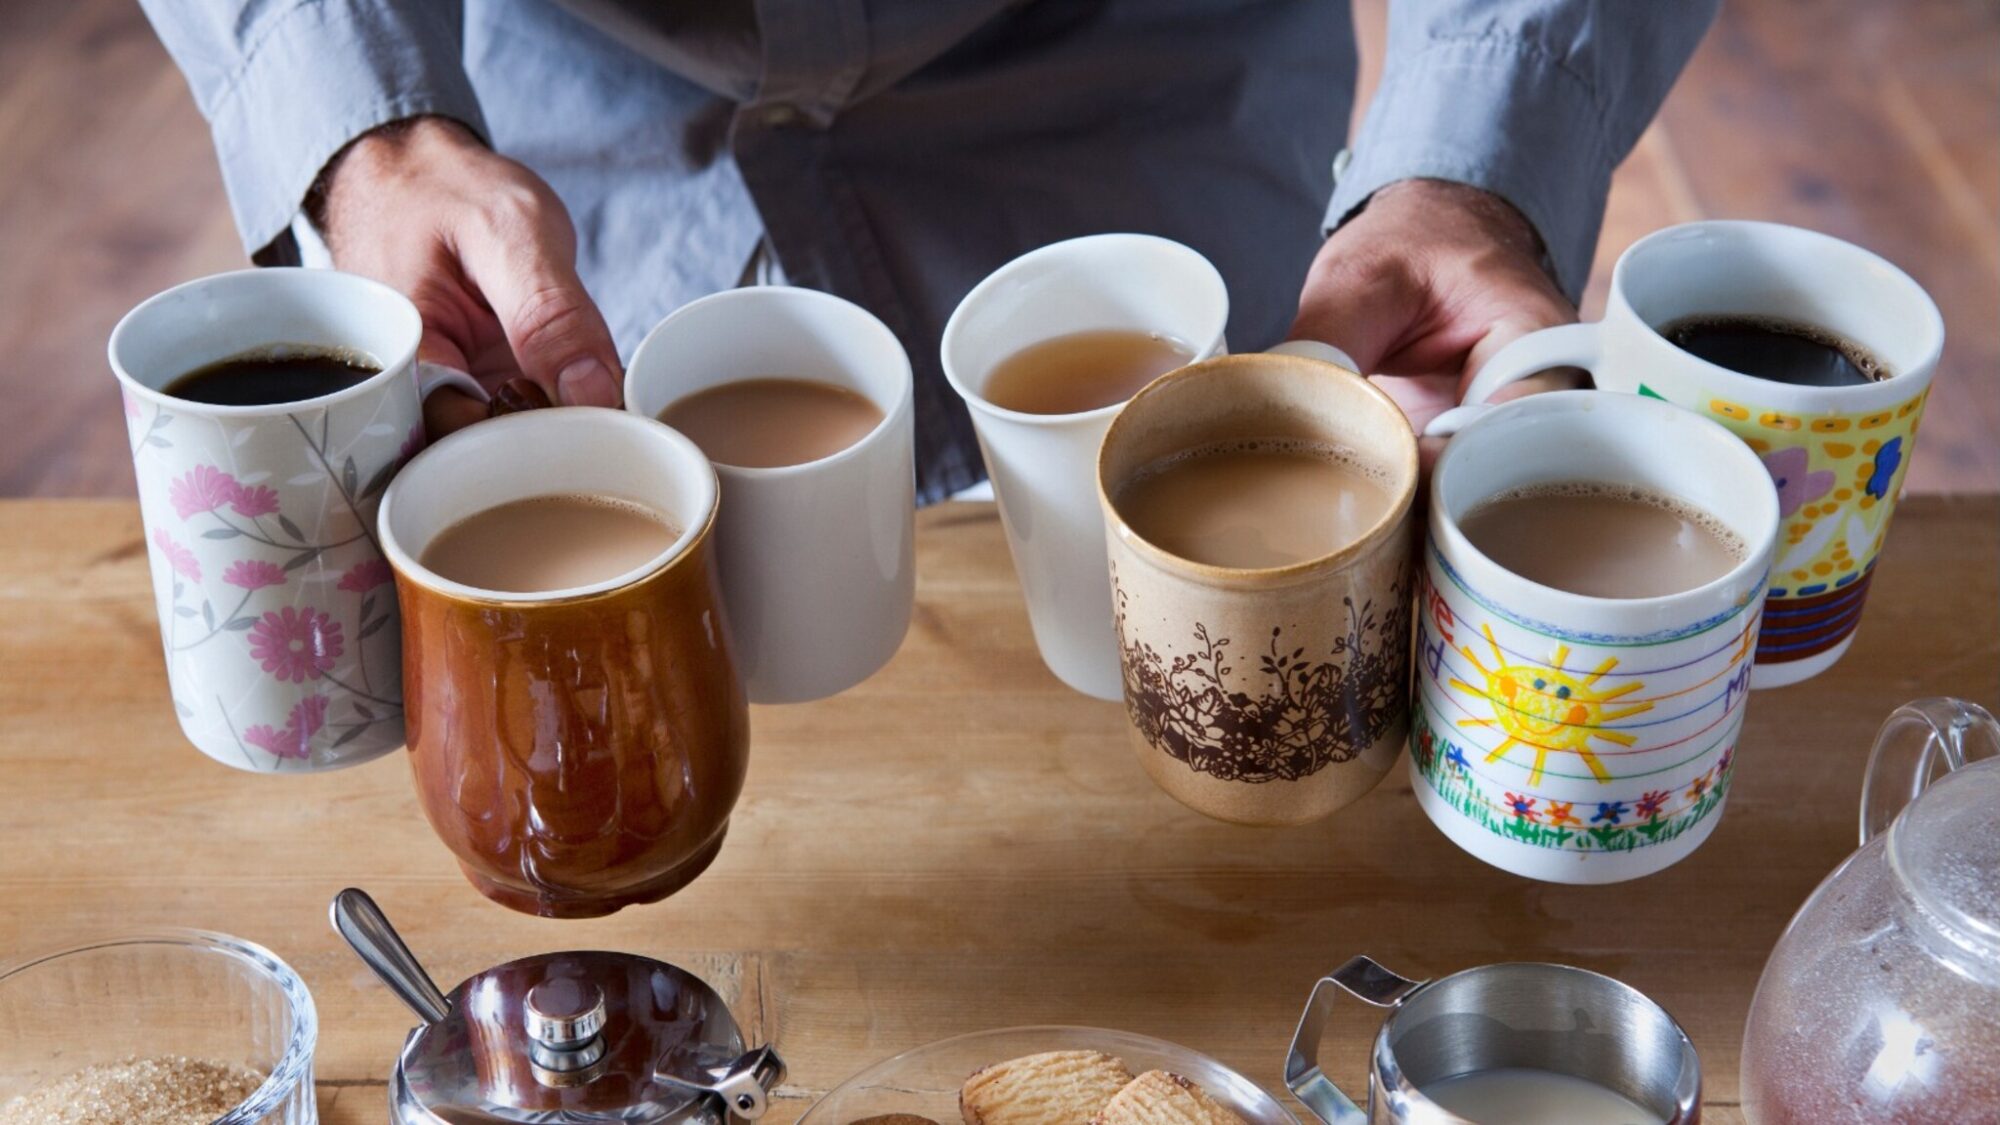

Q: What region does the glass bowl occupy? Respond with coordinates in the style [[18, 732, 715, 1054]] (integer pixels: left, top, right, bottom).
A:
[[799, 1026, 1297, 1125], [0, 929, 316, 1123]]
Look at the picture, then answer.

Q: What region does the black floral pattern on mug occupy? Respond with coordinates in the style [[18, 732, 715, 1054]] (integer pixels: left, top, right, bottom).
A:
[[1114, 572, 1410, 783]]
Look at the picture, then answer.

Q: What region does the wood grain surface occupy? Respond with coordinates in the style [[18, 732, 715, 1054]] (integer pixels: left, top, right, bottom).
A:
[[0, 498, 1994, 1123], [2, 0, 1996, 497]]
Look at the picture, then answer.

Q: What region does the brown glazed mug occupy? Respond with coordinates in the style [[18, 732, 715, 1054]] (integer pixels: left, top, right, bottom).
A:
[[1097, 354, 1419, 826], [378, 408, 748, 917]]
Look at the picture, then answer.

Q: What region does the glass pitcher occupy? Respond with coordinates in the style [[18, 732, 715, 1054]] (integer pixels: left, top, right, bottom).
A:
[[1740, 697, 2000, 1121]]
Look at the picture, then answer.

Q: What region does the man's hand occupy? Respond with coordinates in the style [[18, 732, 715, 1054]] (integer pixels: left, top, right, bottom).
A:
[[1290, 179, 1578, 444], [314, 116, 623, 436]]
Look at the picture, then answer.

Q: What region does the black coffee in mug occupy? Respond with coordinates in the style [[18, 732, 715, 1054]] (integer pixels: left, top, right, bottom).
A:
[[1661, 314, 1888, 388], [162, 347, 381, 406]]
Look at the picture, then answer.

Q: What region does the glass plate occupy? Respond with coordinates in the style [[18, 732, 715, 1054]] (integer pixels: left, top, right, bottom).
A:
[[799, 1025, 1297, 1125]]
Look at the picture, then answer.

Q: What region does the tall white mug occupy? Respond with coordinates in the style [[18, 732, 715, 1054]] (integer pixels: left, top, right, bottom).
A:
[[626, 287, 917, 704], [941, 235, 1231, 700], [1455, 221, 1943, 688]]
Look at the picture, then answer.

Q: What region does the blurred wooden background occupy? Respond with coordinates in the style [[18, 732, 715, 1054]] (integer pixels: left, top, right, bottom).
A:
[[2, 0, 1995, 496]]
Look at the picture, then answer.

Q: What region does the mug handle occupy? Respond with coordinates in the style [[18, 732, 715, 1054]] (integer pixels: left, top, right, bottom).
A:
[[1858, 698, 2000, 845], [1265, 338, 1361, 372], [416, 361, 490, 404], [1422, 322, 1603, 439], [1285, 956, 1428, 1125]]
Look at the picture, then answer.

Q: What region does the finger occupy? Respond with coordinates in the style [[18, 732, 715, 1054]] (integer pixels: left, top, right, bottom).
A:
[[413, 325, 488, 437], [457, 197, 623, 408], [1459, 299, 1575, 399], [1288, 244, 1425, 373]]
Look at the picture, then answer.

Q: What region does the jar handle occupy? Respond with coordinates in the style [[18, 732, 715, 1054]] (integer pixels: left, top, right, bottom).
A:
[[1285, 956, 1426, 1125], [1859, 697, 2000, 845]]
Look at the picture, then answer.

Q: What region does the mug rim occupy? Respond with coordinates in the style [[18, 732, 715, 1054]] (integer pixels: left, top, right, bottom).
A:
[[625, 285, 916, 479], [377, 408, 720, 607], [1371, 961, 1700, 1119], [1611, 219, 1944, 402], [1430, 390, 1779, 614], [1096, 352, 1419, 583], [108, 267, 424, 418], [939, 232, 1230, 428]]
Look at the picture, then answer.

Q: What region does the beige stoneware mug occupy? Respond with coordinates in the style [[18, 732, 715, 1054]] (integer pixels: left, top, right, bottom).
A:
[[1096, 353, 1419, 826]]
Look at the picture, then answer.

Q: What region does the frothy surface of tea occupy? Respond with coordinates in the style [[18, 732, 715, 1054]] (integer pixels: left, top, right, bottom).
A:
[[162, 347, 380, 406], [1114, 441, 1394, 569], [659, 377, 884, 468], [982, 329, 1193, 415], [1422, 1068, 1660, 1125], [1459, 482, 1743, 598], [421, 494, 679, 593], [1662, 314, 1887, 387]]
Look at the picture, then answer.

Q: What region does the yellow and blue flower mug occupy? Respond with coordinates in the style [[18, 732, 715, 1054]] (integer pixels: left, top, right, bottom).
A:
[[1417, 392, 1779, 883], [1458, 221, 1942, 688]]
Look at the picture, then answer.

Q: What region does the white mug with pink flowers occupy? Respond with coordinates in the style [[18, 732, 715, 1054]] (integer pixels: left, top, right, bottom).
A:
[[110, 269, 483, 771]]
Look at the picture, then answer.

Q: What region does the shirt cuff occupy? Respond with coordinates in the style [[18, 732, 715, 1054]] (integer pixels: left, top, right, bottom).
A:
[[1325, 34, 1613, 302], [205, 0, 489, 259]]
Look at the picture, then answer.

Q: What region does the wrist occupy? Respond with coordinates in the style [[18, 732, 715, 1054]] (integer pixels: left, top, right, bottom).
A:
[[1370, 179, 1546, 260], [305, 115, 482, 233]]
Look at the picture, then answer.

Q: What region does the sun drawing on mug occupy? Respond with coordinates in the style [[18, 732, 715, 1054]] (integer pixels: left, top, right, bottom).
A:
[[1448, 625, 1651, 785]]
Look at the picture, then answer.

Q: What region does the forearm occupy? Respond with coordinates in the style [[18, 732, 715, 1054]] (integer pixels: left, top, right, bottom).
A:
[[1328, 0, 1720, 299], [137, 0, 486, 261]]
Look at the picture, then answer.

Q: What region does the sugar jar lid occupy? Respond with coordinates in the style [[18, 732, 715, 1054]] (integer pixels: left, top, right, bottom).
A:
[[332, 889, 785, 1125]]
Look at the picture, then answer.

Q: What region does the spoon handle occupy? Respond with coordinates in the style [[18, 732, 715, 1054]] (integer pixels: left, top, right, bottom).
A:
[[331, 887, 452, 1024]]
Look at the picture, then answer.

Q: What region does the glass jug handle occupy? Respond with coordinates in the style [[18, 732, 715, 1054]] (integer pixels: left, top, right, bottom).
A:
[[1859, 697, 2000, 845], [1285, 956, 1426, 1125]]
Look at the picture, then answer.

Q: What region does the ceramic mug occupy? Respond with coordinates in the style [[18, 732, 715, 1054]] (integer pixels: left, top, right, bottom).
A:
[[1286, 955, 1701, 1124], [109, 268, 482, 772], [1096, 353, 1418, 826], [378, 408, 747, 918], [1457, 221, 1942, 688], [1415, 391, 1779, 883], [626, 286, 916, 704], [942, 234, 1231, 700]]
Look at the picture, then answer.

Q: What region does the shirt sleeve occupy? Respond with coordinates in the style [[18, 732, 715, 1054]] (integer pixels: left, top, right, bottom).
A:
[[1326, 0, 1719, 301], [138, 0, 490, 261]]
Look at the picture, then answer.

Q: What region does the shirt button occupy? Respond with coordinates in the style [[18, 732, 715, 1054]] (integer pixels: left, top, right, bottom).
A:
[[759, 103, 802, 129]]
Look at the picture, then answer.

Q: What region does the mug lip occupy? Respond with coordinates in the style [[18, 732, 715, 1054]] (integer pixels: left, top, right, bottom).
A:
[[1430, 390, 1779, 614], [625, 285, 916, 479], [377, 408, 720, 607], [1097, 352, 1420, 583], [939, 232, 1230, 428], [1611, 219, 1945, 403], [108, 267, 423, 417], [1373, 961, 1700, 1118]]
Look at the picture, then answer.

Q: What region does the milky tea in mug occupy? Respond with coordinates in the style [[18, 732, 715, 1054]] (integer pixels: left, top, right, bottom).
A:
[[1413, 392, 1779, 884], [1098, 353, 1418, 827]]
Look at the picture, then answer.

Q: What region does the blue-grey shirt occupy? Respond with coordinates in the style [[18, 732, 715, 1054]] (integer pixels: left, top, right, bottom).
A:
[[140, 0, 1715, 503]]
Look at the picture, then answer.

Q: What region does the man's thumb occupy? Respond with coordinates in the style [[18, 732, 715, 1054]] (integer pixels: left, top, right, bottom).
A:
[[496, 269, 624, 408]]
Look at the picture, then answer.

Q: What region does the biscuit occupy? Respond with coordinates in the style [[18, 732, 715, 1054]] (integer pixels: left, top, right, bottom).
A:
[[1091, 1070, 1245, 1125], [960, 1050, 1137, 1125]]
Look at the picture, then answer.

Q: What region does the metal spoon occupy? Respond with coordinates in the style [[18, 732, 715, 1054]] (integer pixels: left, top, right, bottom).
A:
[[330, 887, 452, 1025]]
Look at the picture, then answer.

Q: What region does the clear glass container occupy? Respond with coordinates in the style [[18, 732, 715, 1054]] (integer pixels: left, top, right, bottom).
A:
[[1740, 698, 2000, 1122], [0, 929, 317, 1123], [800, 1026, 1296, 1125]]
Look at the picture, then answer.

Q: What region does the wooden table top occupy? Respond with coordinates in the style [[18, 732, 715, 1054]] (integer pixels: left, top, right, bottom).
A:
[[2, 497, 1995, 1124]]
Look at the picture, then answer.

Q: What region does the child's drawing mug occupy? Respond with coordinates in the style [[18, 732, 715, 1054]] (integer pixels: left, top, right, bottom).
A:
[[1414, 392, 1779, 883]]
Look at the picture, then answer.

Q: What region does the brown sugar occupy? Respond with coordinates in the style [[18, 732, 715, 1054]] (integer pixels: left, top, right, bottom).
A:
[[0, 1055, 263, 1124]]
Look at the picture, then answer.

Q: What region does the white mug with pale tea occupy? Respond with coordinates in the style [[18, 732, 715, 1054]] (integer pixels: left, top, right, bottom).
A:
[[109, 268, 482, 772], [627, 286, 916, 704], [941, 234, 1231, 700]]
